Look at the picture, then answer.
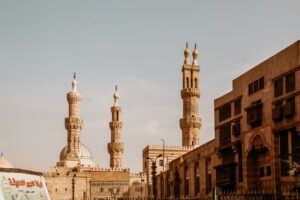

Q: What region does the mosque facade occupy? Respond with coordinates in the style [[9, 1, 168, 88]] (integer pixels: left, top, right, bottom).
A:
[[43, 76, 145, 200]]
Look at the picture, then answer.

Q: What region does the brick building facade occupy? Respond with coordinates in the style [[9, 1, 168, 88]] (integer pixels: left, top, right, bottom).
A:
[[154, 41, 300, 199]]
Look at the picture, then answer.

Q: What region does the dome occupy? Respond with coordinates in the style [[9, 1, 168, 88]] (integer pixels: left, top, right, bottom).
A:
[[0, 153, 13, 168], [60, 143, 95, 167]]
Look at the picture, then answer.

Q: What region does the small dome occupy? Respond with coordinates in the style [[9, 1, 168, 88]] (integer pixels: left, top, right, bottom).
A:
[[60, 143, 95, 167], [0, 153, 13, 168]]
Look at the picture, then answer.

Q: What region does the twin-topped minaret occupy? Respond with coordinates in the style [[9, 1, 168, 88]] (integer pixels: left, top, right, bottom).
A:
[[180, 43, 202, 147], [108, 86, 124, 169]]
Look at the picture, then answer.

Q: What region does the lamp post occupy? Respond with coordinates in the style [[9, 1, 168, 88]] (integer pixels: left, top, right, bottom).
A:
[[146, 154, 162, 200], [160, 138, 165, 199]]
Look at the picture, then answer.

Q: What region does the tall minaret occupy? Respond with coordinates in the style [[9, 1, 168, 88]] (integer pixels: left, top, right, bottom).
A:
[[64, 73, 84, 164], [108, 86, 124, 169], [179, 43, 202, 147]]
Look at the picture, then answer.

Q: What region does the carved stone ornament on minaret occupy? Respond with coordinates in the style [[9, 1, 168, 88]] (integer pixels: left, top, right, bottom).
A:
[[108, 86, 124, 169], [64, 74, 84, 161], [180, 43, 202, 147]]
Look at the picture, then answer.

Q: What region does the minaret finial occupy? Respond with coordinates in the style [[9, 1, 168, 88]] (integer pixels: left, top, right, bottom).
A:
[[113, 86, 120, 106], [192, 43, 199, 66], [71, 73, 78, 92], [184, 42, 190, 65]]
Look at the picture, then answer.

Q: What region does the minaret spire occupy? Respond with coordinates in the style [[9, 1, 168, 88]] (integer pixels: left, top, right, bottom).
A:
[[184, 42, 190, 65], [62, 74, 84, 167], [108, 86, 124, 169], [192, 43, 199, 67], [180, 43, 201, 147]]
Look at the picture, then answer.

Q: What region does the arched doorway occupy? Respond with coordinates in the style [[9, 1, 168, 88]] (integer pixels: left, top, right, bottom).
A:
[[246, 135, 272, 191]]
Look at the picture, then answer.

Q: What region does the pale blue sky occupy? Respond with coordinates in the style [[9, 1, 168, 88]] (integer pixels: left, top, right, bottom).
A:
[[0, 1, 300, 172]]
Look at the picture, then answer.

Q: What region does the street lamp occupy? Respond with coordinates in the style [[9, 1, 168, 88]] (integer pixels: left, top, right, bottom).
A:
[[160, 138, 165, 173], [146, 154, 162, 200]]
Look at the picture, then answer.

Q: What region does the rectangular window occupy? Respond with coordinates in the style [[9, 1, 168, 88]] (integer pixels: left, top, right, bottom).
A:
[[194, 162, 200, 195], [286, 72, 295, 93], [219, 103, 231, 122], [238, 145, 243, 182], [259, 167, 264, 177], [274, 78, 283, 97], [234, 99, 241, 115], [219, 124, 231, 145], [267, 166, 271, 176], [272, 101, 283, 121], [249, 83, 254, 95], [206, 159, 212, 194], [254, 80, 259, 92], [284, 97, 295, 117], [259, 77, 264, 90], [280, 132, 289, 176], [292, 129, 300, 163]]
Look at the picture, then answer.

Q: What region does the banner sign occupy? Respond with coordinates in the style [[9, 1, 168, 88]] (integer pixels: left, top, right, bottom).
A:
[[0, 171, 50, 200]]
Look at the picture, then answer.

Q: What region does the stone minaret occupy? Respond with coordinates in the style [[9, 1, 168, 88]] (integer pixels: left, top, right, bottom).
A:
[[108, 86, 124, 169], [179, 43, 202, 146], [65, 74, 84, 164]]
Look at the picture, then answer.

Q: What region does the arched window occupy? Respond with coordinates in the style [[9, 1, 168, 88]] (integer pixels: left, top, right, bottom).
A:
[[195, 78, 198, 88], [186, 78, 189, 88], [116, 111, 119, 121]]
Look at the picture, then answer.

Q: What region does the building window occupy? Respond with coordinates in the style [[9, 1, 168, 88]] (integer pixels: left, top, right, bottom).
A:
[[184, 165, 189, 197], [194, 162, 200, 195], [247, 100, 263, 128], [286, 72, 295, 93], [186, 78, 189, 88], [238, 145, 243, 182], [280, 133, 289, 176], [232, 120, 241, 136], [272, 101, 283, 121], [259, 77, 264, 90], [206, 159, 212, 194], [194, 78, 198, 88], [234, 99, 241, 115], [259, 167, 264, 177], [267, 166, 271, 176], [219, 103, 231, 122], [274, 78, 283, 97], [219, 123, 231, 145], [292, 129, 300, 163], [283, 97, 295, 117], [116, 111, 119, 121], [249, 77, 264, 95]]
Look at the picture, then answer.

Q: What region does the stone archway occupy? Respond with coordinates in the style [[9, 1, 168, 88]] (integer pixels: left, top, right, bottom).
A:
[[246, 135, 272, 191]]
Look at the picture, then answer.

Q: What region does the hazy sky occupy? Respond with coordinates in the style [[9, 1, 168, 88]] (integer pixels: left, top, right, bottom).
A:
[[1, 1, 300, 173]]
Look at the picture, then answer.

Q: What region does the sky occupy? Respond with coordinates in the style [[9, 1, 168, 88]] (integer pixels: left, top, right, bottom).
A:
[[1, 1, 300, 173]]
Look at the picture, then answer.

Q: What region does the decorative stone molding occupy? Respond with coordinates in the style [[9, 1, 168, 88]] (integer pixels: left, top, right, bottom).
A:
[[108, 143, 124, 154], [65, 117, 84, 130], [181, 89, 200, 98], [109, 121, 123, 129]]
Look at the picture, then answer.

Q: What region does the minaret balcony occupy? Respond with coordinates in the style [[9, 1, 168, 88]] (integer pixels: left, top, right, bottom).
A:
[[181, 89, 200, 98], [108, 142, 124, 154], [65, 117, 84, 130], [180, 118, 202, 129], [109, 121, 123, 129]]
